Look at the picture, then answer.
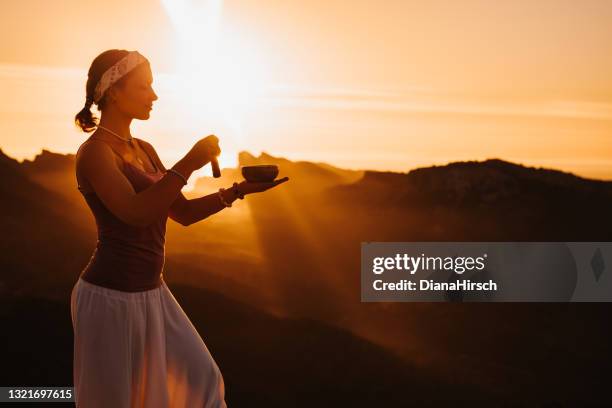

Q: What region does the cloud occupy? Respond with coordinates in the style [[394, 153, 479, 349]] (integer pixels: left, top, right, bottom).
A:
[[259, 85, 612, 121], [3, 62, 611, 122]]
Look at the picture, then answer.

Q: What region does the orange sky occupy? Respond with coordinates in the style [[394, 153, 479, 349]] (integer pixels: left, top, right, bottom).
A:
[[1, 0, 611, 181]]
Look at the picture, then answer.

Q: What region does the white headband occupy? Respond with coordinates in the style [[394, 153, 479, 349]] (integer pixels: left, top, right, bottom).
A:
[[93, 51, 148, 104]]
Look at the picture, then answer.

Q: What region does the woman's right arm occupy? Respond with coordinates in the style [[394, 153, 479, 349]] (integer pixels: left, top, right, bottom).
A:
[[77, 140, 197, 227]]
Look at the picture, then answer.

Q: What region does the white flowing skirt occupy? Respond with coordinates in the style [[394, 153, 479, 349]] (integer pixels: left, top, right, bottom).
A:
[[70, 277, 227, 408]]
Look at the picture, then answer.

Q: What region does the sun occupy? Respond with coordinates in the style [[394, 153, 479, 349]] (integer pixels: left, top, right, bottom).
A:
[[160, 0, 270, 149]]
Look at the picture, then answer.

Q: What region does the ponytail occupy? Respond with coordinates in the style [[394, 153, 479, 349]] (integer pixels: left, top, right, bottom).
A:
[[74, 96, 98, 133]]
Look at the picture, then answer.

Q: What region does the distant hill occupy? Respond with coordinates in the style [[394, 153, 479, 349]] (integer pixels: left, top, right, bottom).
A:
[[20, 149, 75, 173], [192, 151, 364, 195], [2, 147, 612, 405], [323, 158, 612, 241], [330, 158, 612, 206], [0, 148, 499, 406], [0, 148, 93, 298]]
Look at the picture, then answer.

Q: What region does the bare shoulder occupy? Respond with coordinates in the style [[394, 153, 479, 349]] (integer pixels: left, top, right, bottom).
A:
[[76, 138, 122, 174], [77, 138, 110, 163]]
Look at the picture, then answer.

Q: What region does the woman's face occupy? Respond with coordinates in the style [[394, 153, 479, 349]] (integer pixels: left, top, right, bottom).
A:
[[108, 63, 158, 120]]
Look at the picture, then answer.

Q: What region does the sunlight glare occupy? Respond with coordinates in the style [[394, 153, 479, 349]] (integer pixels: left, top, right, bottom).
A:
[[160, 0, 270, 149]]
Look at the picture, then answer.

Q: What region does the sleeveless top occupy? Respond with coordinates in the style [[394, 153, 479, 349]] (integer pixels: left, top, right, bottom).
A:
[[76, 138, 168, 292]]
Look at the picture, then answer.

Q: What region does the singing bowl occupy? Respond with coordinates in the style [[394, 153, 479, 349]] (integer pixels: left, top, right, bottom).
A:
[[241, 165, 279, 182]]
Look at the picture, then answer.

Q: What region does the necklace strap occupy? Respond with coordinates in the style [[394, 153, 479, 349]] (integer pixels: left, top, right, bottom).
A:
[[97, 125, 133, 143]]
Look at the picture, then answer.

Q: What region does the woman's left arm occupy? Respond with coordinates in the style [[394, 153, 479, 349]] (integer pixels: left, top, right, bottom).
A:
[[182, 177, 290, 226], [180, 188, 241, 226]]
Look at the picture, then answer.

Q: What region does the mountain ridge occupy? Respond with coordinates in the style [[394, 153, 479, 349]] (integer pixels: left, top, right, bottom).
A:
[[5, 146, 611, 187]]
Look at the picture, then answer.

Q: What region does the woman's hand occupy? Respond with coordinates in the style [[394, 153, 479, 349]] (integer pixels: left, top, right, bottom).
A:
[[184, 135, 221, 171], [238, 177, 289, 195]]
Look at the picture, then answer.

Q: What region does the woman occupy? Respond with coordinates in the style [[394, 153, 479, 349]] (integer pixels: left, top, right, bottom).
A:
[[71, 49, 288, 407]]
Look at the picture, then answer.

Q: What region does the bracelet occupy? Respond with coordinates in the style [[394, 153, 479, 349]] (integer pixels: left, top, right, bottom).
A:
[[166, 168, 188, 185], [218, 188, 232, 207], [232, 182, 245, 200]]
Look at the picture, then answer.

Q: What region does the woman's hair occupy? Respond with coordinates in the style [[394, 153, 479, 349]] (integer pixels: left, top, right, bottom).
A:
[[74, 49, 131, 133]]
